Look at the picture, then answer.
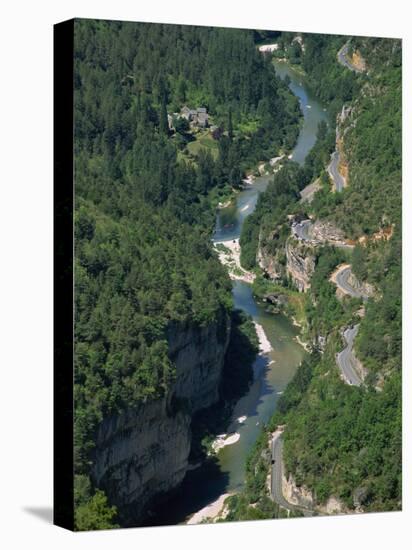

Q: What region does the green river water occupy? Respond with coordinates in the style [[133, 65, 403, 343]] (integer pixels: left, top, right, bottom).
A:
[[147, 59, 329, 526]]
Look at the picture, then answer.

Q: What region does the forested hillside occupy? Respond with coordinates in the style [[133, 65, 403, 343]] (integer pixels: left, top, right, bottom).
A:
[[290, 36, 401, 511], [230, 34, 401, 520], [73, 19, 299, 529], [71, 20, 401, 528], [307, 37, 402, 380]]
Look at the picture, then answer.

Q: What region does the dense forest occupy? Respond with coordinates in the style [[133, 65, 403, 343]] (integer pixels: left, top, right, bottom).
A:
[[229, 34, 401, 520], [73, 19, 299, 529], [72, 20, 401, 527]]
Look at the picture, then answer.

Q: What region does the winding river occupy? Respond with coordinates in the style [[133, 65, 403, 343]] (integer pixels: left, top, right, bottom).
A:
[[147, 59, 329, 526]]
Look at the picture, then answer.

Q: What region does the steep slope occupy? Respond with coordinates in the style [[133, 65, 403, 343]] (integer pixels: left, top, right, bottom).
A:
[[229, 34, 401, 520], [278, 36, 402, 513]]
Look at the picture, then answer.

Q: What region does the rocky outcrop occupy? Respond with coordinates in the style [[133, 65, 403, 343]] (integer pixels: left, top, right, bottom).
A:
[[91, 312, 231, 525], [282, 471, 349, 515], [308, 219, 346, 245], [282, 473, 314, 510], [347, 270, 375, 299], [257, 247, 284, 282], [348, 50, 366, 73], [291, 217, 349, 247], [263, 292, 289, 311], [317, 496, 349, 515], [285, 239, 316, 292], [300, 178, 321, 203], [257, 229, 286, 282], [258, 227, 316, 292]]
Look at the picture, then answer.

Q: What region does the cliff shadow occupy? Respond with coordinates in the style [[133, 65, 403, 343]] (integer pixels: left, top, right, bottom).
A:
[[189, 309, 257, 463], [141, 457, 229, 527]]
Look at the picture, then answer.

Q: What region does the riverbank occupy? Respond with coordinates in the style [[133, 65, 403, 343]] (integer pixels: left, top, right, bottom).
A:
[[217, 198, 233, 209], [295, 334, 311, 352], [213, 238, 256, 283], [211, 432, 241, 453], [187, 493, 232, 525]]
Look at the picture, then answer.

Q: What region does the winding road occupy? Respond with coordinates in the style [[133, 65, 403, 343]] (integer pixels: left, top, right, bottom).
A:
[[333, 264, 368, 299], [327, 150, 346, 192], [336, 325, 363, 386], [337, 41, 364, 74], [291, 220, 353, 249], [270, 433, 313, 516]]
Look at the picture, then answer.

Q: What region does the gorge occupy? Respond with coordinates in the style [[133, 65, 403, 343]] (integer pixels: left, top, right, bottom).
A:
[[73, 23, 401, 529], [142, 56, 331, 525]]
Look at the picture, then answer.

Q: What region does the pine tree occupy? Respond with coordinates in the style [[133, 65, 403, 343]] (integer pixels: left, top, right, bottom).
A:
[[159, 94, 169, 135], [228, 108, 233, 141]]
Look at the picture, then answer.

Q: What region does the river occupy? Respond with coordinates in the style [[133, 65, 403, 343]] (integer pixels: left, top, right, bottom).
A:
[[146, 59, 328, 526]]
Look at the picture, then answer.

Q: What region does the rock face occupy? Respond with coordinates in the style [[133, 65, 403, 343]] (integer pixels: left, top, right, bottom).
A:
[[169, 317, 230, 412], [257, 230, 286, 282], [91, 312, 231, 525], [282, 471, 348, 515], [285, 239, 316, 292], [257, 229, 316, 292], [257, 246, 284, 282], [317, 496, 349, 515], [282, 473, 314, 510], [300, 178, 321, 203], [347, 270, 375, 299], [307, 219, 346, 245], [91, 397, 191, 525]]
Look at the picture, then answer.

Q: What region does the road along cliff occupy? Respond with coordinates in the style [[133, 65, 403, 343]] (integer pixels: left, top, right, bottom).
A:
[[336, 325, 366, 386], [270, 430, 313, 516], [330, 264, 374, 300]]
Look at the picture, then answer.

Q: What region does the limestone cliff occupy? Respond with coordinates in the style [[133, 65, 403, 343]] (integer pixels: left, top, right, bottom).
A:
[[282, 471, 349, 515], [347, 270, 375, 300], [91, 312, 231, 525], [258, 229, 316, 293], [285, 238, 316, 292], [257, 228, 287, 282], [257, 246, 285, 283], [282, 473, 314, 510]]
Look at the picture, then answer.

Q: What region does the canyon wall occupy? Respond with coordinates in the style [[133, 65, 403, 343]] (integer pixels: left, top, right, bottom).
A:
[[285, 239, 316, 292], [257, 229, 286, 282], [258, 231, 316, 293], [91, 311, 231, 525]]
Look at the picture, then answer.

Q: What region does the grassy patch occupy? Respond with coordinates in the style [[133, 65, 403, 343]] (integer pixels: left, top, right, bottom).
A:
[[187, 131, 219, 160], [176, 149, 195, 166], [237, 118, 260, 135]]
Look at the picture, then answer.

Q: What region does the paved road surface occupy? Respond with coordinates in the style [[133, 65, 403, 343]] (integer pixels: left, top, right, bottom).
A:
[[336, 325, 363, 386], [291, 220, 352, 249], [291, 219, 314, 242], [327, 150, 345, 192], [337, 41, 363, 73], [335, 265, 366, 299], [270, 434, 313, 516]]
